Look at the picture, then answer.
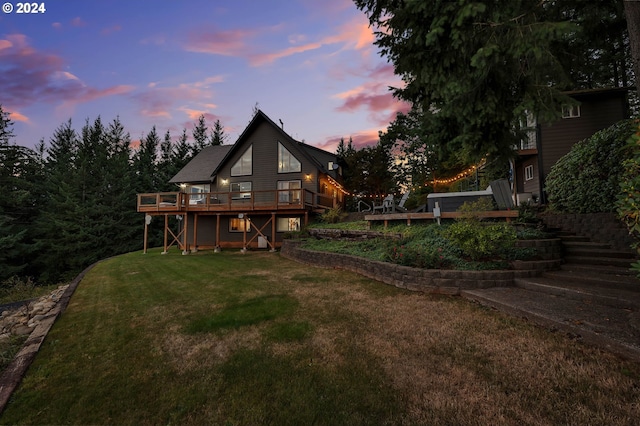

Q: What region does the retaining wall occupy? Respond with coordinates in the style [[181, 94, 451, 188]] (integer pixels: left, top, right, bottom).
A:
[[281, 240, 560, 295], [541, 213, 635, 252]]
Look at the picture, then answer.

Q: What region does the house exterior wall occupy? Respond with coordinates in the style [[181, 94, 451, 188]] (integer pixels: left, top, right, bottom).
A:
[[539, 93, 628, 178], [516, 156, 540, 198], [184, 213, 304, 249], [213, 121, 321, 195]]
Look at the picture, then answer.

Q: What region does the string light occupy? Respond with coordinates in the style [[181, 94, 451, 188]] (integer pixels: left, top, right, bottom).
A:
[[429, 159, 486, 186]]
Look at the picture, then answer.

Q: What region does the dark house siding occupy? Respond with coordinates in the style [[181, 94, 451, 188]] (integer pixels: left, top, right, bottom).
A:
[[214, 121, 320, 195], [540, 93, 628, 177]]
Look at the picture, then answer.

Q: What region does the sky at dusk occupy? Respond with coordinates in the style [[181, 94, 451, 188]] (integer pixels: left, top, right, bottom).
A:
[[0, 0, 410, 153]]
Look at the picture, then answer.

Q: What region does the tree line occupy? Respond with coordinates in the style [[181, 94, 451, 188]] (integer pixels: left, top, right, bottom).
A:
[[0, 107, 226, 284]]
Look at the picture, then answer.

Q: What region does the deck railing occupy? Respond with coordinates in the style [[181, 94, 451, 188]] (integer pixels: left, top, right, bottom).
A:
[[137, 190, 335, 213]]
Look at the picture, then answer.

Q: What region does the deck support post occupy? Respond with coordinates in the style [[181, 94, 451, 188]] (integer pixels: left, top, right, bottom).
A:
[[271, 213, 277, 252], [182, 213, 189, 255], [192, 213, 199, 253], [162, 214, 169, 254], [215, 214, 221, 252]]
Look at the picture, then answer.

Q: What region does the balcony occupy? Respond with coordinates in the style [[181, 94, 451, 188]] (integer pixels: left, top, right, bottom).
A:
[[137, 189, 336, 214]]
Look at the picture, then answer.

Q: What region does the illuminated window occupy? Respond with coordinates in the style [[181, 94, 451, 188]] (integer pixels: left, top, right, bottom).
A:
[[277, 217, 301, 232], [231, 145, 252, 176], [277, 180, 301, 203], [278, 142, 301, 173], [229, 218, 251, 232]]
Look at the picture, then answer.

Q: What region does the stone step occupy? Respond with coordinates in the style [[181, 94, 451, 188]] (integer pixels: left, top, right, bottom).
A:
[[461, 287, 640, 361], [564, 255, 638, 268], [513, 276, 640, 309]]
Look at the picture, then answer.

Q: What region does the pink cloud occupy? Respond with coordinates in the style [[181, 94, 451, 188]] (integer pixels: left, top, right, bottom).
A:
[[185, 14, 374, 67], [316, 128, 381, 152], [132, 76, 224, 121], [0, 34, 134, 113], [52, 22, 62, 29], [7, 110, 30, 123], [184, 28, 254, 57]]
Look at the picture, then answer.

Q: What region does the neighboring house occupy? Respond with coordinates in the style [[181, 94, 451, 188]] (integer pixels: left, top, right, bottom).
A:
[[514, 87, 630, 205], [137, 110, 346, 252]]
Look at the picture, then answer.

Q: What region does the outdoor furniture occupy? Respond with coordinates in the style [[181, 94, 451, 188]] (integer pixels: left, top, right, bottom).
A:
[[372, 194, 394, 214]]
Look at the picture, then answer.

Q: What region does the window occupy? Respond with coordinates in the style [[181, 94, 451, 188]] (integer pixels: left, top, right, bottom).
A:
[[229, 218, 251, 232], [231, 145, 252, 176], [524, 164, 534, 181], [231, 181, 252, 199], [278, 180, 301, 203], [278, 142, 301, 173], [187, 184, 209, 204], [562, 104, 581, 118], [277, 217, 301, 232]]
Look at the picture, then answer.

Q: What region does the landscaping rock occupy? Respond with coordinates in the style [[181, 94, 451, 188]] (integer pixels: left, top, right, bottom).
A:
[[0, 285, 69, 340]]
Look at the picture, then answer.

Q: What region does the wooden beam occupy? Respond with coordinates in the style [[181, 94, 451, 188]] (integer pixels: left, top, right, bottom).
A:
[[163, 214, 168, 254]]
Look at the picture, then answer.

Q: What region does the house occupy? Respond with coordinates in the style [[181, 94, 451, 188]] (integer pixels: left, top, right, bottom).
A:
[[137, 110, 346, 252], [513, 87, 630, 205]]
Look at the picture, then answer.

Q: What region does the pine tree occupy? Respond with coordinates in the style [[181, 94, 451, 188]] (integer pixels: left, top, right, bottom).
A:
[[209, 119, 226, 146], [0, 108, 43, 280], [192, 114, 208, 154]]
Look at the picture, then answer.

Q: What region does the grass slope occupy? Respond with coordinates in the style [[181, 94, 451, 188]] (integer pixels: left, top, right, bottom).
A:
[[2, 249, 639, 425]]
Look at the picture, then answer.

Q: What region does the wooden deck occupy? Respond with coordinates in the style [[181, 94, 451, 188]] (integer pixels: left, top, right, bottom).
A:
[[137, 189, 335, 214], [365, 210, 520, 227]]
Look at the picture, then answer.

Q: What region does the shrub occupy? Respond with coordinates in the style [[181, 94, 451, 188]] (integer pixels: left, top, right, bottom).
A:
[[445, 221, 516, 261], [321, 206, 346, 224], [616, 119, 640, 276], [546, 119, 635, 213]]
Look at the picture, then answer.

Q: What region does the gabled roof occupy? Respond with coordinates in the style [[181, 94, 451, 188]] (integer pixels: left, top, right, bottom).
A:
[[209, 109, 338, 177], [169, 110, 339, 184], [169, 145, 233, 184]]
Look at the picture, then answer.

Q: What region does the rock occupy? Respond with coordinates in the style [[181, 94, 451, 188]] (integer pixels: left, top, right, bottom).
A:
[[12, 325, 32, 336]]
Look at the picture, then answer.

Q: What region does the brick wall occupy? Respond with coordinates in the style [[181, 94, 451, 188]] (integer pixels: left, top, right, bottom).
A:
[[541, 213, 635, 252]]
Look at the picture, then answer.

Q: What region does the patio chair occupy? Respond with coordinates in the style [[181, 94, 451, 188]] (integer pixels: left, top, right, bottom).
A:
[[372, 194, 394, 214]]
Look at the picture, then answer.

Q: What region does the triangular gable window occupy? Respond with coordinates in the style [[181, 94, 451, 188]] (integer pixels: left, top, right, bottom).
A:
[[278, 142, 301, 173], [231, 145, 252, 176]]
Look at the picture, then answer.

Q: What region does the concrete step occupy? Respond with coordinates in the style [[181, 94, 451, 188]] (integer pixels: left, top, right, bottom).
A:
[[564, 255, 638, 268], [461, 287, 640, 361], [562, 241, 611, 250], [563, 247, 636, 259], [559, 235, 591, 243], [513, 276, 640, 309], [545, 268, 640, 288], [560, 263, 638, 277]]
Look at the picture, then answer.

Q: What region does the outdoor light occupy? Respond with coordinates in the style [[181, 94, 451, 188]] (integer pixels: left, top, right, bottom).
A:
[[305, 174, 312, 181]]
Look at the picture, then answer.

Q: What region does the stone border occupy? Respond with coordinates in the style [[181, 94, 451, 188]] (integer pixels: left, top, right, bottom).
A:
[[281, 240, 559, 294], [0, 262, 98, 414]]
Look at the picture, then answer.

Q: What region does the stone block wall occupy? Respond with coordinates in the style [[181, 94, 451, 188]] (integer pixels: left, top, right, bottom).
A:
[[541, 213, 635, 252], [280, 240, 554, 295]]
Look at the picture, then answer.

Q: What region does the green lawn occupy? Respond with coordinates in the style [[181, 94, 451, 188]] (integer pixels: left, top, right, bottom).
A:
[[2, 249, 639, 425]]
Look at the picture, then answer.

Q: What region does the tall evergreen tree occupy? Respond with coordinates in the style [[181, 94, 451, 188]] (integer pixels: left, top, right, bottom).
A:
[[34, 119, 82, 282], [192, 114, 208, 154], [354, 0, 633, 165], [133, 126, 160, 193], [0, 107, 44, 279], [209, 119, 226, 146]]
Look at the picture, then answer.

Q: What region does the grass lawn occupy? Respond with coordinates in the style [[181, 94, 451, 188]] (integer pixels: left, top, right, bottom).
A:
[[2, 249, 639, 425]]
